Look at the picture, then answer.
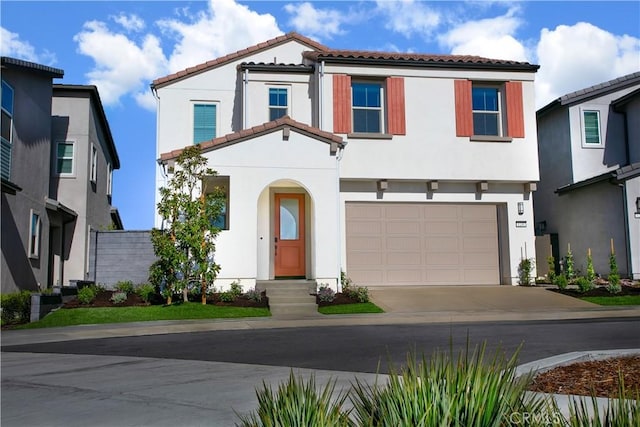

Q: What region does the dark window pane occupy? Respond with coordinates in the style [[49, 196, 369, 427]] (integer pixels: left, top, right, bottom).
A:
[[473, 112, 499, 136], [270, 108, 287, 121], [193, 104, 216, 144], [353, 109, 381, 133], [1, 111, 11, 141], [583, 111, 600, 144], [472, 87, 498, 111], [352, 83, 381, 107], [1, 81, 13, 114]]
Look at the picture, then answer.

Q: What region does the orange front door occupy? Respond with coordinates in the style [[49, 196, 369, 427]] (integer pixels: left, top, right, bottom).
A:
[[274, 193, 305, 277]]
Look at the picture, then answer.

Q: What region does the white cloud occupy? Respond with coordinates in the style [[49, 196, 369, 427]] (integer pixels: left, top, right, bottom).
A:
[[375, 0, 440, 39], [74, 20, 167, 110], [158, 0, 282, 73], [438, 10, 529, 61], [0, 27, 57, 65], [284, 2, 345, 41], [535, 22, 640, 108], [112, 14, 145, 32]]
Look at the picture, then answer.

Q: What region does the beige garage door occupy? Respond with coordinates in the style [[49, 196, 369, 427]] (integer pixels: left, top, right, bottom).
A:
[[346, 203, 499, 286]]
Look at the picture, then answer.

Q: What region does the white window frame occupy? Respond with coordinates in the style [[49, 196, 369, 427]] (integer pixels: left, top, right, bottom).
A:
[[580, 108, 603, 148], [55, 141, 75, 177], [1, 79, 14, 181], [90, 144, 98, 183], [107, 164, 113, 196], [192, 101, 219, 144], [472, 83, 505, 137], [28, 209, 41, 259], [351, 80, 385, 134], [268, 86, 289, 121]]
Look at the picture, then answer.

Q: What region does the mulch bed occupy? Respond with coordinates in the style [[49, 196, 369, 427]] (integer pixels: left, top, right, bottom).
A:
[[528, 355, 640, 398], [315, 292, 361, 307], [549, 283, 640, 298]]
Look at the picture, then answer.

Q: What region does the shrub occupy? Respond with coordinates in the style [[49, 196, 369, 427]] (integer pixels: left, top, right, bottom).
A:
[[607, 274, 621, 294], [586, 249, 596, 283], [245, 288, 262, 302], [135, 283, 156, 303], [229, 280, 243, 297], [115, 280, 135, 293], [565, 246, 575, 280], [110, 292, 128, 304], [317, 285, 335, 303], [219, 291, 236, 303], [576, 276, 595, 293], [554, 273, 568, 290], [547, 254, 556, 282], [341, 272, 369, 302], [1, 290, 32, 324], [518, 258, 535, 286], [236, 371, 351, 427], [77, 286, 98, 305]]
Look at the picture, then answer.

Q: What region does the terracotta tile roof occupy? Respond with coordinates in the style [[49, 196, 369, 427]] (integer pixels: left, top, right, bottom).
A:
[[303, 50, 538, 69], [152, 32, 327, 88], [159, 116, 344, 161]]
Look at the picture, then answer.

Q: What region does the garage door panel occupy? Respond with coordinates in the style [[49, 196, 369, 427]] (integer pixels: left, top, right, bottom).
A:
[[346, 203, 499, 286]]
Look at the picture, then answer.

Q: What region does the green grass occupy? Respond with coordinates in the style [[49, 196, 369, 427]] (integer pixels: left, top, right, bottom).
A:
[[15, 303, 271, 329], [581, 295, 640, 306], [318, 302, 383, 315]]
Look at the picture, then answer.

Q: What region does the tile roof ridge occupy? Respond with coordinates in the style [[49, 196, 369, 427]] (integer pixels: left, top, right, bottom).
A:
[[152, 32, 328, 88]]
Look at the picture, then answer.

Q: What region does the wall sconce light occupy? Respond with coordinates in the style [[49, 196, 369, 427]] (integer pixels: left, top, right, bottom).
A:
[[517, 202, 524, 215], [636, 197, 640, 213], [377, 180, 388, 191]]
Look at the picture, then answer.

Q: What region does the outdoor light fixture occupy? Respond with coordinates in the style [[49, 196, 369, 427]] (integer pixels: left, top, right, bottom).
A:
[[517, 202, 524, 215], [377, 180, 388, 191], [636, 197, 640, 213]]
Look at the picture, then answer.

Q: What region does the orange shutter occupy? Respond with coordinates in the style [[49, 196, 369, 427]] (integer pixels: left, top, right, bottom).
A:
[[333, 74, 351, 134], [454, 80, 473, 136], [505, 81, 525, 138], [386, 77, 406, 135]]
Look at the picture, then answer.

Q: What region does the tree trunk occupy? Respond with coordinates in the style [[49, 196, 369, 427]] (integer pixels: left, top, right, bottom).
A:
[[183, 287, 188, 302]]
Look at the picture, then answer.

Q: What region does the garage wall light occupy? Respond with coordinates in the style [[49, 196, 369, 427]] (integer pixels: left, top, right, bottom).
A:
[[517, 202, 524, 215], [377, 180, 388, 191], [636, 197, 640, 213]]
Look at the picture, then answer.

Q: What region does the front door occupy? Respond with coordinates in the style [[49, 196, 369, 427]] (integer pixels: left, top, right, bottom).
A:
[[274, 193, 305, 278]]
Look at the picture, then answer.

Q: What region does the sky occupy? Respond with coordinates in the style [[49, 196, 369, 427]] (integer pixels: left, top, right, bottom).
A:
[[2, 0, 639, 230]]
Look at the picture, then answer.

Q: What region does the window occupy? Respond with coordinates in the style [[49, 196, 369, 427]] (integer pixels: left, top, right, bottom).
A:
[[193, 103, 216, 144], [205, 176, 229, 230], [28, 210, 41, 258], [582, 110, 601, 146], [352, 82, 383, 133], [333, 75, 405, 136], [107, 164, 113, 196], [90, 144, 98, 183], [56, 142, 74, 175], [269, 88, 288, 121], [1, 80, 14, 181], [455, 80, 524, 139], [472, 86, 502, 136]]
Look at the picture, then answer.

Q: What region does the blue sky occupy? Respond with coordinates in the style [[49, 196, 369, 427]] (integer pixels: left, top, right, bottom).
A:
[[2, 0, 639, 230]]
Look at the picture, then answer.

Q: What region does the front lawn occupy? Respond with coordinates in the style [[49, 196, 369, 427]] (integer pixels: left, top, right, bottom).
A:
[[581, 295, 640, 306], [15, 303, 271, 329], [318, 302, 384, 315]]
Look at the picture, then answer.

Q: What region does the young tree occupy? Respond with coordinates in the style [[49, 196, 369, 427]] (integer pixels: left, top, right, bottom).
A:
[[152, 145, 225, 304]]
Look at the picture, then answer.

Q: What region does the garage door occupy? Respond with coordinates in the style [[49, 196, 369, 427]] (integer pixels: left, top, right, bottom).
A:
[[345, 203, 499, 285]]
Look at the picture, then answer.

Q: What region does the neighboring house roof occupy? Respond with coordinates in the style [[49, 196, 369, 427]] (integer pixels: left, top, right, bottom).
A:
[[110, 208, 124, 230], [152, 32, 327, 89], [1, 56, 64, 78], [612, 87, 640, 111], [538, 72, 640, 116], [556, 162, 640, 194], [302, 50, 539, 71], [159, 116, 344, 162], [53, 84, 120, 169]]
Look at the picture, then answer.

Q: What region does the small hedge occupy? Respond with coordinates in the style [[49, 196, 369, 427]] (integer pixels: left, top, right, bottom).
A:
[[1, 290, 32, 325]]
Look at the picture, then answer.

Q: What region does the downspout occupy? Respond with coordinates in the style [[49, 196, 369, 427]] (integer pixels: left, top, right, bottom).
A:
[[243, 69, 249, 129], [319, 61, 325, 129], [336, 145, 344, 292]]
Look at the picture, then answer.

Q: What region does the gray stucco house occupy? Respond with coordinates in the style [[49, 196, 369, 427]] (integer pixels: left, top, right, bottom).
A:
[[1, 57, 121, 294], [534, 72, 640, 280]]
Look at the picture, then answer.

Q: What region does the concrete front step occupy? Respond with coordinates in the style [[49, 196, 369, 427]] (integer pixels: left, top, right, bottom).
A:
[[257, 280, 319, 317]]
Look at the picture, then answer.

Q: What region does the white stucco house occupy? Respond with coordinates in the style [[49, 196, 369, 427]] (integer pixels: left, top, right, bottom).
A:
[[535, 73, 640, 280], [152, 33, 541, 290]]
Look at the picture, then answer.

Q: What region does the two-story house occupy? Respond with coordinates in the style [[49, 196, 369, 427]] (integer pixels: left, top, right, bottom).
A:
[[1, 57, 121, 294], [153, 33, 540, 290], [535, 73, 640, 280]]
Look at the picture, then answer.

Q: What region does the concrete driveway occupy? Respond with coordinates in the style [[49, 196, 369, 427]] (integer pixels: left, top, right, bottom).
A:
[[368, 285, 597, 313]]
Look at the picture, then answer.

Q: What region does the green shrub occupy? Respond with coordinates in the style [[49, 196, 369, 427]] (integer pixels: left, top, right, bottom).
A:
[[229, 281, 243, 297], [77, 286, 98, 305], [115, 280, 135, 293], [554, 273, 568, 290], [245, 288, 262, 302], [518, 257, 535, 286], [607, 274, 621, 294], [565, 246, 575, 280], [219, 291, 236, 302], [350, 343, 549, 427], [135, 283, 156, 302], [1, 290, 32, 324], [586, 250, 596, 283], [547, 254, 556, 282], [318, 285, 335, 303], [576, 276, 595, 293], [110, 292, 128, 304], [341, 272, 369, 302], [236, 371, 351, 427]]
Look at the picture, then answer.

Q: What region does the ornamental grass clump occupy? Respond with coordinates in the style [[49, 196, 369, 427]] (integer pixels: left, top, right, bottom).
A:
[[236, 371, 352, 427], [350, 342, 550, 427]]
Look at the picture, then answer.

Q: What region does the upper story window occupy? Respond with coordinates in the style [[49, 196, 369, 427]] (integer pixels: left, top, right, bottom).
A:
[[205, 175, 229, 230], [193, 103, 217, 144], [333, 75, 406, 137], [472, 86, 502, 136], [28, 209, 41, 259], [582, 110, 602, 147], [455, 80, 524, 140], [90, 144, 98, 183], [352, 82, 383, 133], [55, 141, 75, 176], [107, 164, 113, 197], [1, 80, 14, 181], [269, 88, 288, 121]]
